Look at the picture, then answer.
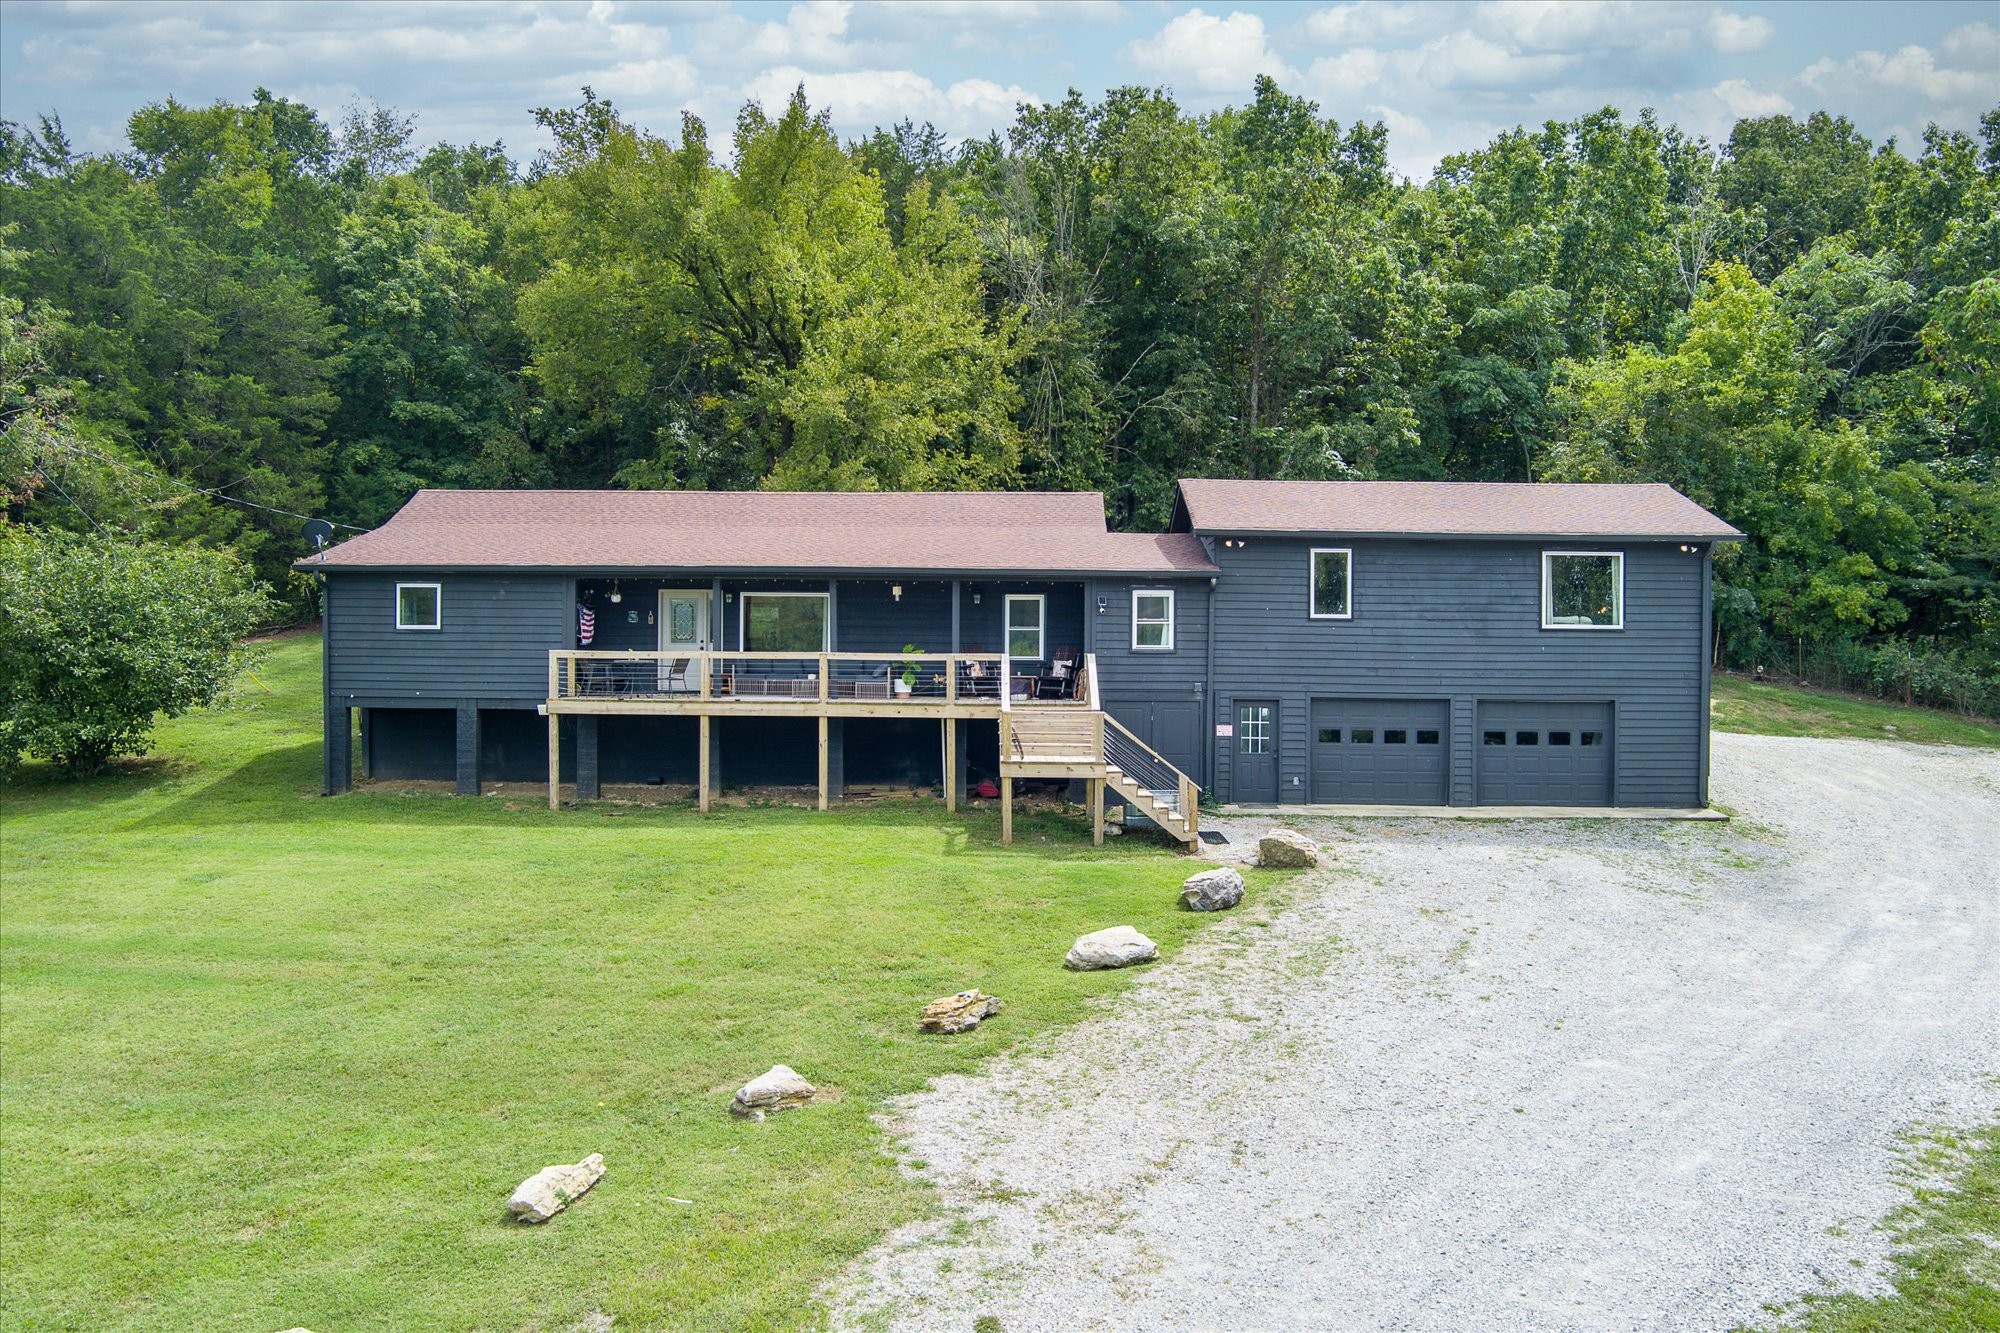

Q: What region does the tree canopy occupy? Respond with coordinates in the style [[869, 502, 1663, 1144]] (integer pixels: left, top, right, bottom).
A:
[[1, 84, 1994, 711]]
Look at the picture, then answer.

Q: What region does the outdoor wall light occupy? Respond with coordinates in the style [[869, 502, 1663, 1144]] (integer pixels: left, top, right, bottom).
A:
[[892, 584, 903, 601], [608, 581, 623, 604], [1096, 596, 1109, 613], [971, 589, 982, 604]]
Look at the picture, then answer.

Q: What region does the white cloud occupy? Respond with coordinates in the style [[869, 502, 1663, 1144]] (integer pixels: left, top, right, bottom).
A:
[[890, 0, 1128, 23], [1301, 2, 1443, 46], [1710, 78, 1791, 118], [1800, 23, 1999, 107], [1125, 8, 1299, 93], [1706, 11, 1774, 55], [737, 65, 1038, 135]]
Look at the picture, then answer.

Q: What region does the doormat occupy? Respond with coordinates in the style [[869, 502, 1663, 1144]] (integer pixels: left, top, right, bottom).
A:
[[1198, 830, 1228, 845]]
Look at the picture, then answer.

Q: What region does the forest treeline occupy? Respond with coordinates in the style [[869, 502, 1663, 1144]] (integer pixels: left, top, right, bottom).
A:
[[1, 81, 1995, 710]]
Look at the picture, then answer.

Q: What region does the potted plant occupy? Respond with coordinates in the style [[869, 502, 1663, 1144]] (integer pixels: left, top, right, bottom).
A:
[[895, 644, 923, 696]]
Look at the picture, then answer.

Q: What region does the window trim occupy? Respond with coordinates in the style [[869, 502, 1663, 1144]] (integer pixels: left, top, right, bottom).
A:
[[1131, 588, 1176, 651], [1541, 550, 1626, 631], [738, 590, 831, 652], [1308, 547, 1353, 620], [395, 581, 442, 631], [1004, 593, 1045, 662]]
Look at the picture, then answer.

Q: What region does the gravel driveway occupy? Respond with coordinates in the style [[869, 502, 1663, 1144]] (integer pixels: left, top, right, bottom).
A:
[[833, 733, 2000, 1332]]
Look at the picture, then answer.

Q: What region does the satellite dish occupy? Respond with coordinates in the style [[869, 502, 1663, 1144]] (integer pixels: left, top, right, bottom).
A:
[[302, 518, 336, 550]]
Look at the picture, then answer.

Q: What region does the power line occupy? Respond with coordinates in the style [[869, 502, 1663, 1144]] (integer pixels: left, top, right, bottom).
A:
[[35, 439, 372, 532], [42, 468, 110, 536]]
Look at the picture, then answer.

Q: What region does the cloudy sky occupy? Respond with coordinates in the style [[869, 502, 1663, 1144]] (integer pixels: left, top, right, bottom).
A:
[[2, 0, 1994, 178]]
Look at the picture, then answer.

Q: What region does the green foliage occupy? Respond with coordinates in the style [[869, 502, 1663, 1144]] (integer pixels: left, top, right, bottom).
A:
[[1, 86, 1994, 704], [0, 527, 271, 775]]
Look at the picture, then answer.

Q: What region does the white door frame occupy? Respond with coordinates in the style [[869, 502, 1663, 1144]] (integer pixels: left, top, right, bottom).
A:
[[658, 589, 711, 691]]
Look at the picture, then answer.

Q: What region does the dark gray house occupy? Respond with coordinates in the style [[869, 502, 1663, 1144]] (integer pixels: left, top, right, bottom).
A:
[[299, 480, 1740, 840]]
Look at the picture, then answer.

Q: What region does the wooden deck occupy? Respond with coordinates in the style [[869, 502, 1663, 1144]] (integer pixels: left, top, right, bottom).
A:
[[542, 649, 1198, 846]]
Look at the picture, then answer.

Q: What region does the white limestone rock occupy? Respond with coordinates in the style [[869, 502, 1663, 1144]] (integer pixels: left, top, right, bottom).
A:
[[507, 1153, 605, 1223], [1180, 867, 1246, 912], [1064, 926, 1159, 971], [731, 1065, 816, 1119], [1257, 828, 1321, 869]]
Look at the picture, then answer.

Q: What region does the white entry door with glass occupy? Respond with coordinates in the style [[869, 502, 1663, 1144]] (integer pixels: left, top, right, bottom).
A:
[[658, 590, 711, 691]]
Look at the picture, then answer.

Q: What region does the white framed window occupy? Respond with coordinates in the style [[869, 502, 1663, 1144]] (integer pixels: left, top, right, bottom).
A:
[[1005, 594, 1045, 662], [739, 591, 830, 652], [395, 582, 441, 630], [1132, 589, 1175, 650], [1309, 548, 1352, 619], [1542, 551, 1624, 630]]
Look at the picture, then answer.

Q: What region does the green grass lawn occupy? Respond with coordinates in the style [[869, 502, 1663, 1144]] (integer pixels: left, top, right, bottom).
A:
[[1711, 674, 2000, 748], [1, 633, 1269, 1331]]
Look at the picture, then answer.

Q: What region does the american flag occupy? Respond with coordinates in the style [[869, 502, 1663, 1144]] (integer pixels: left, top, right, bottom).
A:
[[578, 603, 596, 646]]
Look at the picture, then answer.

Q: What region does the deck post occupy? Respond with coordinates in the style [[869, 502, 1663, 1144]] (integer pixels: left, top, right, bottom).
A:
[[818, 715, 829, 811], [577, 715, 600, 801], [699, 714, 712, 814], [943, 717, 956, 811], [455, 701, 480, 797], [546, 710, 560, 810], [1091, 776, 1104, 846], [1001, 775, 1013, 845]]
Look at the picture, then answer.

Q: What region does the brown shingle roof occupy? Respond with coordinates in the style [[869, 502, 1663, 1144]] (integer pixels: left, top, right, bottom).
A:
[[1176, 479, 1743, 541], [300, 489, 1218, 575]]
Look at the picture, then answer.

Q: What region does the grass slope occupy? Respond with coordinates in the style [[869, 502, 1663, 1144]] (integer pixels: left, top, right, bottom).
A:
[[1711, 675, 2000, 749], [1, 634, 1259, 1331]]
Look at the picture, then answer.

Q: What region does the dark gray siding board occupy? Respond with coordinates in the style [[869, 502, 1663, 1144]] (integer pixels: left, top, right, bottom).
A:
[[1204, 538, 1706, 807], [327, 573, 570, 702], [836, 580, 957, 653], [1087, 577, 1212, 786]]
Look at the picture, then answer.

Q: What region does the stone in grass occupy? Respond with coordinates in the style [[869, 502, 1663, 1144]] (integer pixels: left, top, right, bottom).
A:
[[1064, 926, 1159, 971], [1180, 866, 1245, 912], [1257, 828, 1321, 869], [730, 1065, 816, 1120], [507, 1152, 605, 1223], [921, 990, 1003, 1033]]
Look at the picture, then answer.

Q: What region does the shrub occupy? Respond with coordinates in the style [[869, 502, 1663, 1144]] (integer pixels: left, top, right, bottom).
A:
[[0, 527, 273, 776]]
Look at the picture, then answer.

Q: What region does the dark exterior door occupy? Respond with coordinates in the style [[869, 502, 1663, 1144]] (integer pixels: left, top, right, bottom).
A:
[[1476, 701, 1614, 805], [1309, 699, 1449, 804], [1234, 700, 1279, 803], [1140, 698, 1202, 780]]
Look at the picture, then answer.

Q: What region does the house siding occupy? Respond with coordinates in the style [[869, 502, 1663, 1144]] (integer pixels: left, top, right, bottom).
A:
[[326, 572, 570, 705], [1202, 537, 1707, 807]]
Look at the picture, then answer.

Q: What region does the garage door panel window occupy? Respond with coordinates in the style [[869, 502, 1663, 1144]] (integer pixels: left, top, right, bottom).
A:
[[1310, 548, 1352, 619], [1483, 730, 1505, 745], [1384, 729, 1407, 744], [1550, 731, 1572, 745], [1543, 551, 1624, 629], [1581, 730, 1604, 746], [1417, 729, 1440, 744], [1132, 590, 1175, 650], [1318, 727, 1341, 743]]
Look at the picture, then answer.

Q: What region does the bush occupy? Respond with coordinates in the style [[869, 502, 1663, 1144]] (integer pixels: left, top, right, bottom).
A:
[[0, 527, 273, 776]]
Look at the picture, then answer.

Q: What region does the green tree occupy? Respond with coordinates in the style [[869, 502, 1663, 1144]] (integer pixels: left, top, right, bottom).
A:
[[0, 527, 271, 776], [517, 88, 1022, 491]]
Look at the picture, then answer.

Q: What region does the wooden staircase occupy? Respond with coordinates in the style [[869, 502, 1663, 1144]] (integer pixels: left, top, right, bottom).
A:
[[999, 657, 1199, 847]]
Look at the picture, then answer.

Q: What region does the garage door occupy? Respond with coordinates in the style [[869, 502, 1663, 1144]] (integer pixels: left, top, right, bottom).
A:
[[1476, 701, 1613, 806], [1310, 699, 1449, 804]]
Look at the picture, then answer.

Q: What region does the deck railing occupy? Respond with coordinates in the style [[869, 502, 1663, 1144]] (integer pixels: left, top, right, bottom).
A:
[[549, 650, 1022, 705]]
